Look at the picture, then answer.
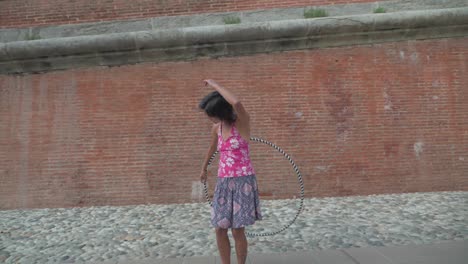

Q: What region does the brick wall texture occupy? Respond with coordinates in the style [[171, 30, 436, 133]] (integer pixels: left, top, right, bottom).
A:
[[1, 37, 467, 209], [0, 0, 378, 28]]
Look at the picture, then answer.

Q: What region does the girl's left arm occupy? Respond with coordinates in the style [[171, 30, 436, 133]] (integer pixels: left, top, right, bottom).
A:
[[200, 124, 219, 182]]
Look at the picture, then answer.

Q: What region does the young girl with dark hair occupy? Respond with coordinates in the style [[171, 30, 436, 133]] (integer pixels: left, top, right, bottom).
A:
[[199, 79, 262, 264]]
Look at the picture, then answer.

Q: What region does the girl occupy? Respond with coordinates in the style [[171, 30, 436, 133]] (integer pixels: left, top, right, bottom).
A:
[[199, 79, 262, 264]]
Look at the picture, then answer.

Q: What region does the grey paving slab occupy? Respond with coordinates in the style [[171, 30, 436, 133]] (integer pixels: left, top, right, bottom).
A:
[[343, 247, 394, 264], [250, 252, 316, 264], [98, 257, 191, 264], [275, 252, 317, 264], [153, 258, 182, 264], [213, 254, 252, 264], [128, 258, 182, 264], [155, 259, 181, 264], [180, 255, 217, 264], [310, 249, 358, 264], [248, 253, 290, 264], [249, 250, 356, 264], [95, 241, 468, 264], [375, 241, 468, 264]]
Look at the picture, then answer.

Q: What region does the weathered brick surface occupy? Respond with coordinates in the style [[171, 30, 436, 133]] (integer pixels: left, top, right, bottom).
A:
[[0, 0, 377, 28], [1, 38, 467, 209]]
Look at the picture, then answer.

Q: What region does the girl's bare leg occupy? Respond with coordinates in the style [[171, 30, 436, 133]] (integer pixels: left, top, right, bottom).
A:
[[232, 227, 248, 264], [215, 228, 231, 264]]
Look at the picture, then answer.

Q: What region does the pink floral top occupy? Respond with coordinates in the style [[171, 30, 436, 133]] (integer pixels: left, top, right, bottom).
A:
[[217, 123, 255, 178]]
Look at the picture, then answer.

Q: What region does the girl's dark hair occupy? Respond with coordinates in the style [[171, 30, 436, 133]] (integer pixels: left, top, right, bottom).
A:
[[199, 91, 236, 124]]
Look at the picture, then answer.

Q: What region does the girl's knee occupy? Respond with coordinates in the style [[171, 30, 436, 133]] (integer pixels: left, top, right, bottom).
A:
[[231, 227, 245, 239], [215, 228, 228, 236]]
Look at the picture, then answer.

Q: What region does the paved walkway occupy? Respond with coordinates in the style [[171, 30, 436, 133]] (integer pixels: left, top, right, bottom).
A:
[[100, 240, 467, 264]]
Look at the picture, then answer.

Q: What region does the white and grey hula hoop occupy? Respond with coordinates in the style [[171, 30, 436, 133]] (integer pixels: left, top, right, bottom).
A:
[[203, 137, 305, 237]]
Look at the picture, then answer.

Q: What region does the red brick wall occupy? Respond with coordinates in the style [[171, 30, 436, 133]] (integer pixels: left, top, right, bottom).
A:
[[0, 0, 377, 28], [1, 37, 467, 210]]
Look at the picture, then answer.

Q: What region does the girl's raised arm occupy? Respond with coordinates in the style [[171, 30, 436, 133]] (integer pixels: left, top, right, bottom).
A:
[[203, 79, 250, 124]]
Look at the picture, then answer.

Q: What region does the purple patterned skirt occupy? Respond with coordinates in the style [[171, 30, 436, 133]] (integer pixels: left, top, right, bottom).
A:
[[211, 175, 262, 229]]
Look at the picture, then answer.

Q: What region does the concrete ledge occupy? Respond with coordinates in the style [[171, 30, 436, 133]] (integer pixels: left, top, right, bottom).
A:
[[1, 0, 467, 43], [1, 8, 467, 74]]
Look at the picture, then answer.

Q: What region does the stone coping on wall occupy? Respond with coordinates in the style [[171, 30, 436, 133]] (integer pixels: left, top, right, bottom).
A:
[[1, 0, 467, 43], [0, 7, 467, 74]]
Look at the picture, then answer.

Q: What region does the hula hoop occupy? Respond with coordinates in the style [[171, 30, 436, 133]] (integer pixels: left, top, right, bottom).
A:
[[203, 137, 305, 237]]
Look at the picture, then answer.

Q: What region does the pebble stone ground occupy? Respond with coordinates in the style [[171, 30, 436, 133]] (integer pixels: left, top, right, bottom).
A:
[[1, 191, 467, 263]]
